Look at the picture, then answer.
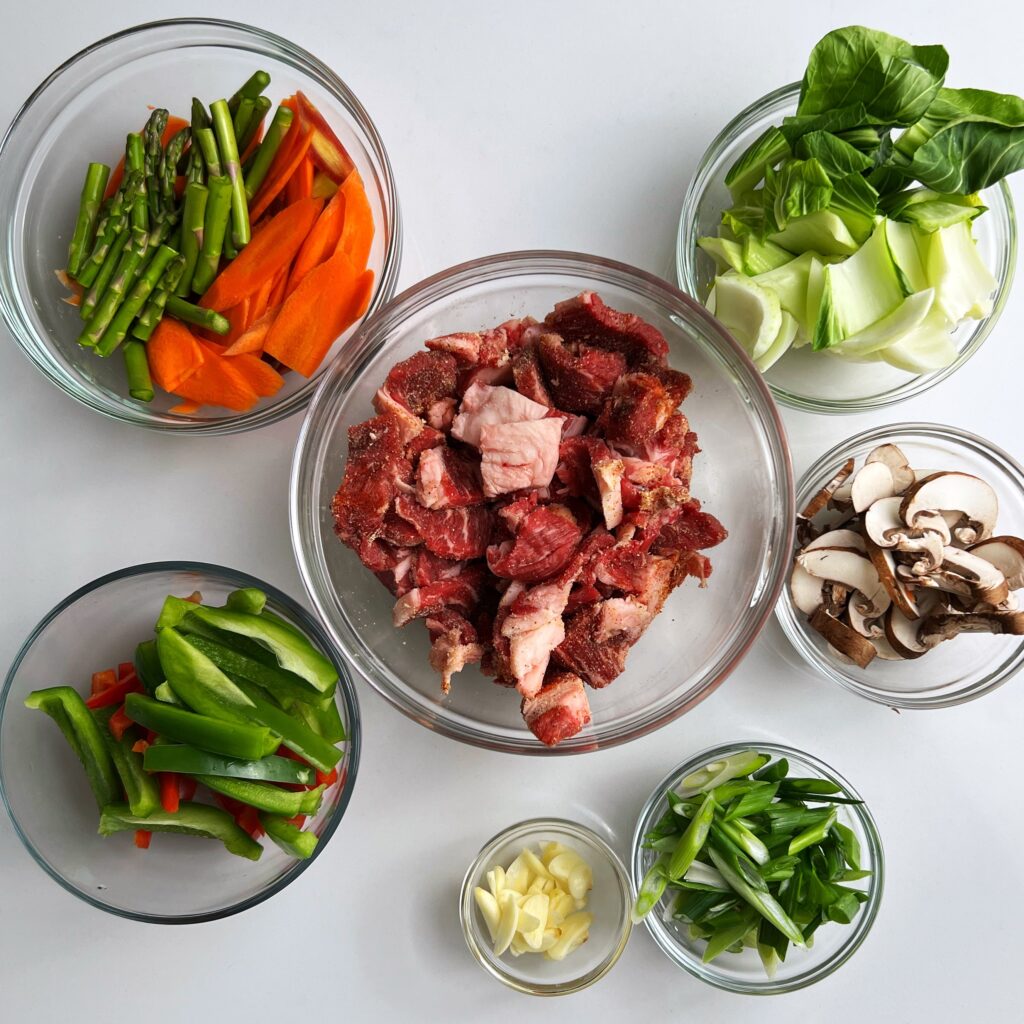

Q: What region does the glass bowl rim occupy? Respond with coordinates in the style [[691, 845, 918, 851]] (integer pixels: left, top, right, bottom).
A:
[[777, 420, 1024, 707], [630, 740, 885, 995], [458, 815, 633, 996], [0, 16, 402, 435], [675, 81, 1018, 415], [289, 247, 796, 755], [0, 559, 362, 924]]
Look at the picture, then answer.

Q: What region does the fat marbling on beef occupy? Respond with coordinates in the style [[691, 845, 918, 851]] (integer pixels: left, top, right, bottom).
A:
[[331, 292, 727, 746]]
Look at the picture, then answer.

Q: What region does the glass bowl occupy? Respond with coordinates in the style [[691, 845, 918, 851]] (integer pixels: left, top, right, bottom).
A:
[[632, 742, 884, 994], [0, 19, 401, 434], [290, 250, 794, 754], [459, 817, 632, 995], [777, 422, 1024, 707], [0, 561, 361, 923], [677, 83, 1016, 415]]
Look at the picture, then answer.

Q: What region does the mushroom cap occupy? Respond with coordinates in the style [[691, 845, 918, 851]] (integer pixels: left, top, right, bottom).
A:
[[848, 600, 883, 638], [919, 611, 1024, 647], [801, 457, 855, 519], [863, 496, 905, 549], [883, 606, 928, 659], [851, 461, 897, 514], [797, 546, 891, 617], [938, 547, 1010, 607], [969, 536, 1024, 591], [866, 443, 915, 494], [865, 537, 918, 619], [900, 472, 999, 541]]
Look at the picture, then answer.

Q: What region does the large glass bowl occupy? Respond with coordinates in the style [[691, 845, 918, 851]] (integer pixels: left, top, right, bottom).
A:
[[777, 423, 1024, 707], [0, 19, 401, 434], [631, 742, 884, 994], [677, 84, 1016, 415], [291, 250, 794, 754], [0, 562, 361, 923]]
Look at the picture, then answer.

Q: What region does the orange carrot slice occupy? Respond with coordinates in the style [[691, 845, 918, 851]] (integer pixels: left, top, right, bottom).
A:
[[148, 318, 206, 392], [171, 341, 260, 411], [249, 124, 313, 223], [296, 92, 356, 183], [169, 401, 202, 415], [199, 197, 324, 312], [222, 307, 279, 356], [264, 250, 374, 377], [286, 186, 346, 294], [106, 115, 189, 198], [225, 352, 285, 397], [286, 154, 315, 205], [337, 171, 374, 271]]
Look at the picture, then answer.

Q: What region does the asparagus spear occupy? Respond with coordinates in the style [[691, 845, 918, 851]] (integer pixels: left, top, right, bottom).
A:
[[244, 105, 293, 200], [160, 128, 191, 211], [95, 244, 179, 357], [165, 295, 230, 335], [191, 96, 211, 132], [143, 109, 169, 222], [227, 70, 271, 114], [176, 182, 208, 296], [232, 97, 256, 146], [81, 226, 129, 320], [78, 227, 148, 348], [122, 341, 154, 402], [132, 255, 186, 341], [237, 95, 272, 156], [76, 171, 141, 289], [210, 99, 250, 248], [195, 127, 222, 178], [191, 174, 232, 294], [125, 133, 148, 232], [66, 163, 110, 279]]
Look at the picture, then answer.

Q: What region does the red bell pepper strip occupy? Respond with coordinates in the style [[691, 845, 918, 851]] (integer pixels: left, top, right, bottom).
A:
[[91, 669, 117, 696], [315, 766, 338, 788], [179, 776, 198, 801], [131, 738, 150, 755], [108, 704, 134, 741], [160, 772, 180, 813], [134, 829, 152, 849], [86, 674, 142, 709], [118, 662, 136, 682]]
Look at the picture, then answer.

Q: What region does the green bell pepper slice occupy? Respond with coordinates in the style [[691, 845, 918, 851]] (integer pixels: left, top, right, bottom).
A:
[[288, 695, 346, 744], [133, 639, 164, 694], [197, 775, 325, 817], [94, 708, 160, 817], [99, 801, 263, 860], [154, 681, 182, 705], [224, 587, 267, 614], [184, 605, 337, 694], [143, 743, 314, 784], [184, 633, 332, 705], [125, 693, 277, 759], [260, 813, 319, 859], [24, 686, 120, 810], [232, 678, 341, 773], [156, 594, 199, 630]]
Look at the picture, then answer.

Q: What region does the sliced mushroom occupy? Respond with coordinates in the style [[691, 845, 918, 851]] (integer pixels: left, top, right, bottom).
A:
[[809, 607, 877, 668], [801, 458, 855, 519], [847, 601, 883, 639], [909, 510, 952, 545], [969, 536, 1024, 590], [919, 611, 1024, 648], [796, 516, 821, 549], [937, 547, 1010, 607], [851, 461, 896, 513], [806, 528, 866, 553], [870, 633, 904, 661], [797, 547, 891, 617], [900, 565, 974, 600], [822, 581, 851, 617], [883, 606, 928, 659], [863, 497, 905, 549], [790, 563, 824, 616], [865, 537, 918, 618], [866, 443, 915, 494], [829, 480, 854, 511], [864, 496, 945, 572], [900, 472, 999, 543]]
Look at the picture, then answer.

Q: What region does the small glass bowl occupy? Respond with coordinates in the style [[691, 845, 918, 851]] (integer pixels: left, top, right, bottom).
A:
[[677, 83, 1016, 415], [632, 742, 883, 995], [459, 818, 632, 995], [291, 250, 794, 754], [0, 561, 361, 923], [777, 423, 1024, 707], [0, 19, 401, 433]]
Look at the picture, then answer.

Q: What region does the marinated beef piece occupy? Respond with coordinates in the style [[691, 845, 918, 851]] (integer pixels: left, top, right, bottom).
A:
[[330, 291, 727, 746], [521, 671, 592, 746], [545, 291, 669, 363], [393, 494, 492, 560]]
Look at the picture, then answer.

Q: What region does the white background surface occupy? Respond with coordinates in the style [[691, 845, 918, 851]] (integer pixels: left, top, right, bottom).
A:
[[2, 2, 1022, 1020]]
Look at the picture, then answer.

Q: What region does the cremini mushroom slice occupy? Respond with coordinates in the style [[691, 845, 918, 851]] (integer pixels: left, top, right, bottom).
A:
[[870, 632, 904, 661], [969, 536, 1024, 591], [909, 509, 952, 545], [866, 443, 915, 494], [797, 546, 891, 617], [829, 479, 854, 511], [847, 601, 883, 639], [864, 496, 906, 549], [851, 461, 897, 513], [900, 472, 999, 543], [790, 563, 825, 616], [883, 606, 928, 660], [809, 607, 877, 668], [806, 528, 867, 553], [865, 537, 918, 619], [801, 458, 855, 519], [919, 611, 1024, 648], [937, 547, 1010, 607], [822, 581, 851, 617]]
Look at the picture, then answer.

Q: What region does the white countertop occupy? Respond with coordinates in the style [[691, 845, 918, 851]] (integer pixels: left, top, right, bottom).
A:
[[2, 1, 1022, 1020]]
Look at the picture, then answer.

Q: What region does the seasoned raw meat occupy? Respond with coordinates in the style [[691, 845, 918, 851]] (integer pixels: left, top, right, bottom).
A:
[[545, 291, 669, 362], [451, 382, 549, 448], [330, 291, 727, 746], [521, 672, 592, 746], [416, 446, 484, 510]]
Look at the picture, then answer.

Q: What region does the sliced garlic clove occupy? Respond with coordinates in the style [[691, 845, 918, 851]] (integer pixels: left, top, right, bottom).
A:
[[519, 894, 550, 949], [547, 851, 582, 882], [567, 862, 593, 901], [503, 854, 531, 895], [519, 847, 552, 880], [509, 934, 530, 957], [486, 865, 506, 900], [541, 841, 570, 867], [493, 891, 520, 955], [526, 876, 549, 896], [473, 887, 501, 943], [545, 912, 593, 961], [538, 929, 560, 952]]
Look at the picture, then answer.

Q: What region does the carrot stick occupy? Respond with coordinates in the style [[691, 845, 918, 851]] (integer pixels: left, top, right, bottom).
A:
[[148, 318, 206, 392], [285, 154, 315, 205], [248, 273, 276, 327], [198, 196, 323, 312], [264, 250, 374, 377], [169, 400, 201, 415], [336, 170, 374, 271], [249, 124, 313, 223], [286, 186, 346, 294], [223, 307, 278, 356], [221, 298, 251, 344], [269, 267, 289, 309], [225, 352, 285, 397], [170, 341, 260, 411], [295, 91, 356, 183], [106, 115, 189, 198]]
